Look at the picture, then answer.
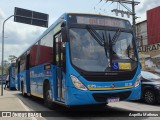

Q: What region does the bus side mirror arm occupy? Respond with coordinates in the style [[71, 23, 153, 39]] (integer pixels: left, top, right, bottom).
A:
[[61, 27, 67, 42], [61, 20, 67, 42]]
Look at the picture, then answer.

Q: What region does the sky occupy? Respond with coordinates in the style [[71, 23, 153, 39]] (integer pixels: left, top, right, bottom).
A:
[[0, 0, 160, 62]]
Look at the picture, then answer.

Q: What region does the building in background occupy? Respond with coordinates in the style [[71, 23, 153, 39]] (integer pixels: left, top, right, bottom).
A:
[[136, 20, 147, 46], [136, 6, 160, 74]]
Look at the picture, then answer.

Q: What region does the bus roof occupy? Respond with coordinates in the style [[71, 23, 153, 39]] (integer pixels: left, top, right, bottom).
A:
[[66, 12, 130, 21]]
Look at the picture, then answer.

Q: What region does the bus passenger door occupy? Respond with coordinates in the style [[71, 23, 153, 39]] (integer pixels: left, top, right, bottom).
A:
[[55, 32, 66, 102], [26, 53, 30, 94], [16, 60, 20, 91], [9, 63, 16, 90]]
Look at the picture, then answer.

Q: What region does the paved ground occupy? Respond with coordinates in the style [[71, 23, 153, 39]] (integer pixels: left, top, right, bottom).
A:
[[0, 89, 26, 111], [0, 86, 160, 120], [0, 86, 45, 120]]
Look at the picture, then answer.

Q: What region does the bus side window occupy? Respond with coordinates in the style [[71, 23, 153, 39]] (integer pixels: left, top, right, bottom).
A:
[[54, 32, 66, 72], [55, 33, 61, 66], [20, 54, 26, 72]]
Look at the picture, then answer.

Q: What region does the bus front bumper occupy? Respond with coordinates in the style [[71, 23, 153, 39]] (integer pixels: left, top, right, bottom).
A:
[[66, 85, 141, 106]]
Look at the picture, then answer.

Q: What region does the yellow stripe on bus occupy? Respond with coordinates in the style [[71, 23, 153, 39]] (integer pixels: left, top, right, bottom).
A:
[[88, 86, 133, 91]]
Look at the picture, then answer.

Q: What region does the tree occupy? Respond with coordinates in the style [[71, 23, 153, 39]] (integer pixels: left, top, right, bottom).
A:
[[3, 60, 10, 74], [0, 60, 10, 74], [8, 55, 17, 63], [0, 55, 17, 74]]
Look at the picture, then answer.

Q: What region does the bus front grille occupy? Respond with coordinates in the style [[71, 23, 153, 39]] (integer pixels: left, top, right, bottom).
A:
[[92, 91, 131, 102]]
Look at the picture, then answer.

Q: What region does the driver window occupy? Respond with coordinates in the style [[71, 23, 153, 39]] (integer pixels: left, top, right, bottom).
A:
[[112, 32, 132, 59]]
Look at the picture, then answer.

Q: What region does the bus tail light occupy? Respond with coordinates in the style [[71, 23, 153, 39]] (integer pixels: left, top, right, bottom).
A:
[[70, 75, 87, 91], [134, 75, 141, 88]]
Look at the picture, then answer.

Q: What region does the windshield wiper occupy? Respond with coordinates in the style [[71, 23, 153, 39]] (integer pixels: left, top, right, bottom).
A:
[[86, 25, 112, 69], [103, 30, 125, 70], [103, 32, 113, 69], [112, 28, 121, 45], [86, 25, 104, 46]]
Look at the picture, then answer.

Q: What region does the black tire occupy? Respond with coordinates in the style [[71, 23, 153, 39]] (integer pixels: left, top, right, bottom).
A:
[[44, 84, 53, 109], [21, 83, 27, 97], [93, 104, 107, 110], [143, 89, 156, 104], [30, 95, 36, 101]]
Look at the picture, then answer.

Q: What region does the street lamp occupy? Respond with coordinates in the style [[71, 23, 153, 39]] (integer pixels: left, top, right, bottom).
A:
[[1, 15, 14, 96], [1, 7, 49, 96]]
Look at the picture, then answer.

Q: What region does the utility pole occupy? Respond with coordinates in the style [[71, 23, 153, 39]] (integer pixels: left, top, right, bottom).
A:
[[1, 15, 14, 96], [105, 0, 140, 34], [132, 0, 136, 34]]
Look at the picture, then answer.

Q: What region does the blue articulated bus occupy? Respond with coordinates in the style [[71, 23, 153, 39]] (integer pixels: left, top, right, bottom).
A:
[[9, 63, 16, 90], [15, 13, 141, 108]]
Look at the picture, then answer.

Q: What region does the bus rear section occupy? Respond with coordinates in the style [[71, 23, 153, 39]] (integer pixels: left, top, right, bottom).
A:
[[15, 13, 141, 108], [9, 63, 16, 90]]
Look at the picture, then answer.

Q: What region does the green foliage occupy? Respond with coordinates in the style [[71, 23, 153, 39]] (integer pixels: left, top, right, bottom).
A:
[[0, 63, 7, 75], [0, 55, 17, 75], [8, 55, 17, 63]]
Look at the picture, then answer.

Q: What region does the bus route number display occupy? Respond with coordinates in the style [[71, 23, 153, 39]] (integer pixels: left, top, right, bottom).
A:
[[77, 16, 126, 28]]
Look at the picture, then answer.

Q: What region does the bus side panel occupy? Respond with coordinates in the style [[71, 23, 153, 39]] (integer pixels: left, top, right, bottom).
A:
[[9, 67, 14, 89], [30, 68, 37, 96], [37, 64, 50, 98], [9, 77, 16, 89], [30, 64, 54, 99], [26, 70, 30, 93], [19, 70, 29, 93], [15, 73, 20, 90]]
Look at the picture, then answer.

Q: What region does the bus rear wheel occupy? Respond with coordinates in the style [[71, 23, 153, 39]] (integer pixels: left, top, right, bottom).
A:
[[44, 84, 53, 109], [21, 83, 27, 97]]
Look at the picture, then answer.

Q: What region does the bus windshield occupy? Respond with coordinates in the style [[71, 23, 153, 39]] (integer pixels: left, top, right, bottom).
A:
[[69, 27, 137, 72]]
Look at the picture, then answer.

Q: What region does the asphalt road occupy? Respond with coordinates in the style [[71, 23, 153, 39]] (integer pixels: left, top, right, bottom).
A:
[[7, 90, 160, 120]]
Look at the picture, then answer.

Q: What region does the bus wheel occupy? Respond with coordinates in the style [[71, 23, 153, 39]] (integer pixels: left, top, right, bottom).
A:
[[21, 83, 27, 97], [31, 95, 36, 101], [44, 84, 53, 109]]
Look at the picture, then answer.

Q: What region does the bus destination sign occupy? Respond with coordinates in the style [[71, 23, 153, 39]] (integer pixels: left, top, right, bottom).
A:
[[76, 16, 129, 28]]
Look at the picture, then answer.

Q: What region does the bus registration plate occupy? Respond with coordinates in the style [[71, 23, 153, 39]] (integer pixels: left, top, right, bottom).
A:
[[107, 97, 119, 103]]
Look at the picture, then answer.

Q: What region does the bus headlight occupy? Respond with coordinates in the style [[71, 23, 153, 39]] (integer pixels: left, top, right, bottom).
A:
[[134, 75, 141, 88], [70, 75, 87, 91]]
